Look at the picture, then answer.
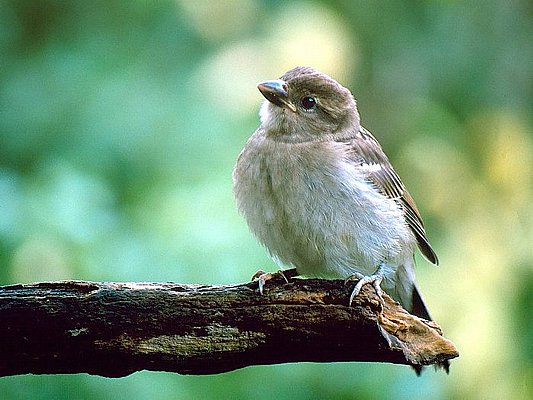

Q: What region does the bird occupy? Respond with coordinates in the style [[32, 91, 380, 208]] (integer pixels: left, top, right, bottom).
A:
[[233, 65, 441, 336]]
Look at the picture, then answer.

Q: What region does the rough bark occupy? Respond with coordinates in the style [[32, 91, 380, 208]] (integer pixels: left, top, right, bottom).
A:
[[0, 275, 458, 377]]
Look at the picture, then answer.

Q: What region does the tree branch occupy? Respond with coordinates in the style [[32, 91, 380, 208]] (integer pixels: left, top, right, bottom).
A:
[[0, 276, 458, 377]]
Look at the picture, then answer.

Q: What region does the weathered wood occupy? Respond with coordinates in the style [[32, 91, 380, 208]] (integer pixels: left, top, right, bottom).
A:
[[0, 276, 458, 377]]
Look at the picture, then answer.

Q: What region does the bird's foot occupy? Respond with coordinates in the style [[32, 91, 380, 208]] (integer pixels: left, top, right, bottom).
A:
[[346, 265, 386, 306], [251, 269, 289, 295]]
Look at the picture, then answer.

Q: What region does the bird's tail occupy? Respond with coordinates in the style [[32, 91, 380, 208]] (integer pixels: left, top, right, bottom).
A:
[[410, 282, 432, 320], [388, 262, 450, 374]]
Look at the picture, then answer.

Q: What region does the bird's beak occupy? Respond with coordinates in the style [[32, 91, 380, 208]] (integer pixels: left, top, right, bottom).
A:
[[257, 79, 297, 112]]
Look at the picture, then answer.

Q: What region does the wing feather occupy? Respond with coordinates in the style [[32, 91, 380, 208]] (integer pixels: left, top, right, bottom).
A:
[[341, 127, 438, 265]]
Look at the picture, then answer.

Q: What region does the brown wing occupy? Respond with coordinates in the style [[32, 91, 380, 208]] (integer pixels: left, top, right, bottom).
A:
[[342, 127, 439, 265]]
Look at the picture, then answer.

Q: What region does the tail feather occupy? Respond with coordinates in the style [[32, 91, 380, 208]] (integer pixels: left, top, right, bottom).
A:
[[390, 263, 450, 374], [411, 283, 432, 320], [410, 284, 450, 374]]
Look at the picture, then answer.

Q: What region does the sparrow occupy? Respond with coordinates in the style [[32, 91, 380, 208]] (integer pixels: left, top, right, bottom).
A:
[[233, 66, 439, 325]]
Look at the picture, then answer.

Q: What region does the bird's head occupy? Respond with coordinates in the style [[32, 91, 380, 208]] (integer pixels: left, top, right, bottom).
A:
[[257, 66, 360, 142]]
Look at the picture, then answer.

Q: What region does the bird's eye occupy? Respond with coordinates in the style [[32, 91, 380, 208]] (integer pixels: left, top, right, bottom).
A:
[[300, 96, 317, 110]]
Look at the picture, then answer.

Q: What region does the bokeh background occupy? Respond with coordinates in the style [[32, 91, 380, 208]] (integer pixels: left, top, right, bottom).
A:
[[1, 0, 531, 399]]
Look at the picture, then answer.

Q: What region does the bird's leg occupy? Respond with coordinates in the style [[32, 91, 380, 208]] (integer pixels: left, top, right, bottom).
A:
[[251, 269, 291, 295], [347, 264, 386, 306]]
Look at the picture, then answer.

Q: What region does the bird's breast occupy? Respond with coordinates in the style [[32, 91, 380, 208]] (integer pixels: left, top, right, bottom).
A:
[[233, 135, 414, 276]]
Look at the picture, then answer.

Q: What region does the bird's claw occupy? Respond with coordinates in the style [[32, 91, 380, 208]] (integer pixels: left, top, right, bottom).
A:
[[344, 272, 364, 286], [347, 270, 385, 306], [251, 270, 289, 295]]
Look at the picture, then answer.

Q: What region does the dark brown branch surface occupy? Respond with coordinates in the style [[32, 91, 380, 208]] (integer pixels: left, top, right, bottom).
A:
[[0, 277, 458, 377]]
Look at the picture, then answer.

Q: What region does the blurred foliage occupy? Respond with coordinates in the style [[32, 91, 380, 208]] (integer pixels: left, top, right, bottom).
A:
[[0, 0, 532, 399]]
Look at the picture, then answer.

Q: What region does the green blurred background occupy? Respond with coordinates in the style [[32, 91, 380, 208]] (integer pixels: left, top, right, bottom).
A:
[[1, 0, 531, 399]]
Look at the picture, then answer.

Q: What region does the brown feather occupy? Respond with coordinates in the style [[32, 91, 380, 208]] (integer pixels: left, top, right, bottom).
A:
[[341, 127, 438, 265]]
